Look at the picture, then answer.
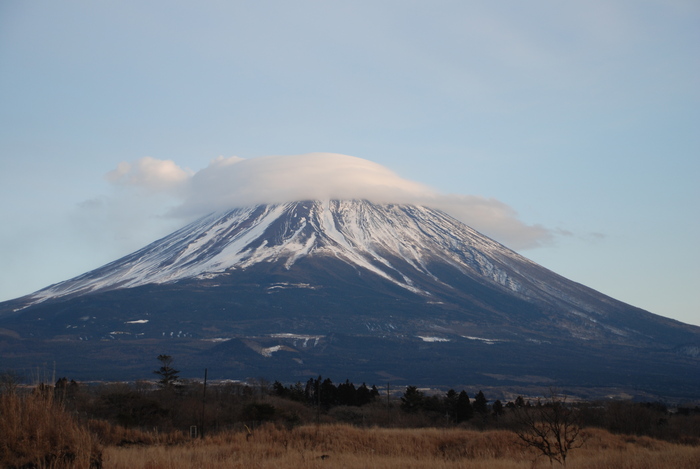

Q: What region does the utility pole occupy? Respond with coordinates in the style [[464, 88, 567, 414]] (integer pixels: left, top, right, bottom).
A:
[[316, 376, 321, 425], [200, 368, 208, 438], [386, 382, 392, 424]]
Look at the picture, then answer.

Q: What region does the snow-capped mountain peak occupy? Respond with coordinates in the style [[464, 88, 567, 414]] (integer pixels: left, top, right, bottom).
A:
[[26, 200, 531, 305]]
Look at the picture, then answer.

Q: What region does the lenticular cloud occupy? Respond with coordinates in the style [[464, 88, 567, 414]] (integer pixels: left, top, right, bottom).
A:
[[176, 153, 436, 217], [107, 152, 553, 250]]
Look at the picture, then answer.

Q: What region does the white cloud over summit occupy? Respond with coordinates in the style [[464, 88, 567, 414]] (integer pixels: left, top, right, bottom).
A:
[[179, 153, 436, 215], [106, 153, 553, 250]]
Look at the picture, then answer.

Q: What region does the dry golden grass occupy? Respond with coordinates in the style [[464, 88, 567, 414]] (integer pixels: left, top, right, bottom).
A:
[[102, 424, 700, 469], [3, 389, 698, 469], [87, 418, 188, 447], [0, 390, 102, 468]]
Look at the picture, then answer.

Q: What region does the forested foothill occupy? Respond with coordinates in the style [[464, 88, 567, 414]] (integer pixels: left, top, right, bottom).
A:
[[1, 365, 699, 468]]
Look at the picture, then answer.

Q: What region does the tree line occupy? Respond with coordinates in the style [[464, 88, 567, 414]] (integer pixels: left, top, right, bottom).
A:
[[3, 354, 699, 448], [272, 377, 380, 408]]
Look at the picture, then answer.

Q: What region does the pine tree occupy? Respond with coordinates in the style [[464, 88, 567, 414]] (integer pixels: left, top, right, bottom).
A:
[[492, 399, 504, 416], [153, 354, 180, 388], [337, 379, 356, 406], [400, 385, 424, 412], [320, 378, 338, 408], [473, 390, 488, 415], [356, 382, 373, 406], [445, 389, 458, 421], [455, 390, 473, 422]]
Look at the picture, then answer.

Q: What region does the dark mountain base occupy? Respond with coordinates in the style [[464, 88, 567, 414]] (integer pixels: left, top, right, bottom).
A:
[[2, 333, 698, 403]]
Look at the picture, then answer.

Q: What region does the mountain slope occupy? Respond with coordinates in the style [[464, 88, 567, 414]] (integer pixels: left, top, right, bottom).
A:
[[1, 200, 698, 400], [16, 200, 531, 302]]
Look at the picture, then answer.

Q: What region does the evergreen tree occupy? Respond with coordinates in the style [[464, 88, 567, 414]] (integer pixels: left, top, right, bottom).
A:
[[337, 379, 357, 406], [288, 381, 306, 402], [356, 382, 373, 406], [455, 390, 473, 422], [492, 399, 504, 416], [320, 378, 338, 408], [473, 390, 488, 415], [272, 381, 288, 398], [400, 385, 424, 412], [153, 354, 180, 388], [304, 377, 317, 403], [445, 389, 459, 422]]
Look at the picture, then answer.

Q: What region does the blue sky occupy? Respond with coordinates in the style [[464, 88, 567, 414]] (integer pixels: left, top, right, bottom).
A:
[[0, 1, 698, 326]]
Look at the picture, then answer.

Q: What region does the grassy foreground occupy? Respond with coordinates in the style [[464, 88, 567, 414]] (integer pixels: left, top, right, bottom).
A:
[[2, 388, 699, 468], [102, 424, 700, 469]]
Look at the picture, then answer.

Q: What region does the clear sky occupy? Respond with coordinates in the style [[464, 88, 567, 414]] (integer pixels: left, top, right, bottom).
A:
[[0, 1, 698, 326]]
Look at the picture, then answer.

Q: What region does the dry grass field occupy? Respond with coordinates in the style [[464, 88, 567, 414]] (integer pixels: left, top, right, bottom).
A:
[[0, 387, 102, 468], [2, 386, 699, 468], [101, 424, 700, 469]]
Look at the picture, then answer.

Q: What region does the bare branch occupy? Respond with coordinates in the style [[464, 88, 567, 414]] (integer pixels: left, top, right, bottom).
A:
[[512, 390, 585, 466]]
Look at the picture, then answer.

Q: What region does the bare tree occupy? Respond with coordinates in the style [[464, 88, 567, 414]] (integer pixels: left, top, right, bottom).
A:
[[513, 389, 585, 466]]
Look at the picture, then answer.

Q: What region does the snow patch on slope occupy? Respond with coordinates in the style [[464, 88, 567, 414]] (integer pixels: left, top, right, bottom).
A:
[[417, 336, 450, 342]]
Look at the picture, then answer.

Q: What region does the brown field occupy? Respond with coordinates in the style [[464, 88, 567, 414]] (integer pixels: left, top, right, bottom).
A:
[[3, 386, 699, 468], [102, 424, 700, 469]]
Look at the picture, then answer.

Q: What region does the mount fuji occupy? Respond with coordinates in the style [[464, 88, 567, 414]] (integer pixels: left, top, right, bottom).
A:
[[1, 200, 698, 400]]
